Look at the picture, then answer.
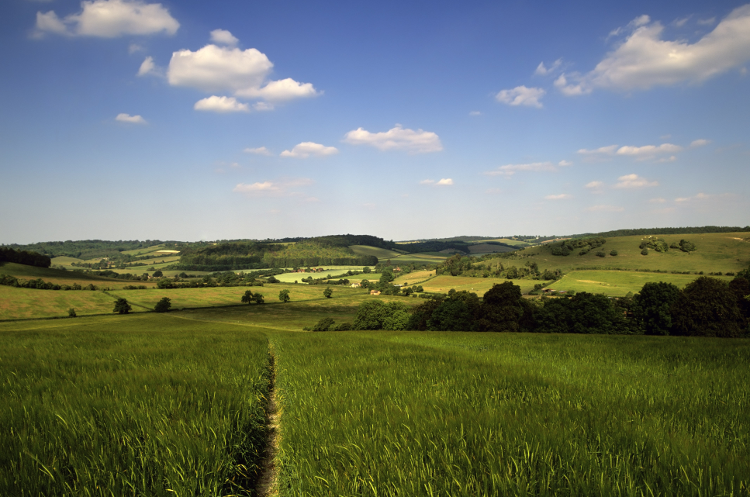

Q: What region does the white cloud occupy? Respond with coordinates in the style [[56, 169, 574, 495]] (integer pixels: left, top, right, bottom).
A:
[[558, 160, 573, 166], [194, 96, 249, 113], [343, 124, 443, 153], [129, 43, 144, 53], [558, 6, 750, 94], [484, 161, 558, 176], [137, 55, 156, 76], [697, 17, 717, 26], [495, 85, 546, 108], [578, 145, 618, 155], [616, 143, 682, 156], [614, 173, 658, 189], [649, 197, 667, 203], [534, 59, 562, 76], [420, 178, 454, 186], [469, 111, 481, 116], [280, 142, 338, 158], [585, 180, 604, 189], [545, 194, 572, 200], [675, 192, 714, 203], [35, 0, 179, 38], [115, 113, 146, 124], [236, 78, 320, 101], [586, 204, 625, 212], [167, 42, 320, 106], [253, 101, 274, 111], [210, 29, 238, 47], [691, 138, 710, 147], [244, 146, 272, 156], [554, 74, 591, 96], [657, 155, 677, 163], [233, 177, 313, 197]]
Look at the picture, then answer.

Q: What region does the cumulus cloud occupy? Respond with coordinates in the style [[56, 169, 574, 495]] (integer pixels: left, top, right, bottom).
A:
[[280, 142, 338, 158], [616, 143, 682, 156], [556, 5, 750, 94], [233, 177, 313, 197], [343, 124, 443, 154], [484, 161, 559, 176], [194, 96, 249, 113], [495, 85, 546, 108], [585, 180, 604, 190], [210, 28, 238, 46], [691, 138, 710, 147], [167, 41, 320, 107], [578, 145, 618, 155], [614, 173, 658, 189], [545, 194, 572, 200], [244, 146, 272, 155], [558, 160, 573, 166], [34, 0, 179, 38], [115, 113, 146, 124], [421, 178, 454, 186], [675, 192, 714, 202], [534, 59, 562, 76], [136, 55, 160, 76], [586, 204, 625, 212]]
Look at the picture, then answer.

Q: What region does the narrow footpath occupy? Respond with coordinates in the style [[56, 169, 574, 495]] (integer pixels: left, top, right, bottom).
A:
[[256, 349, 280, 497]]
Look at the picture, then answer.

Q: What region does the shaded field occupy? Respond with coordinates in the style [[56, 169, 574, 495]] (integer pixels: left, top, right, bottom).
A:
[[467, 243, 516, 254], [1, 262, 154, 289], [550, 270, 734, 296], [0, 315, 270, 496], [421, 275, 547, 295], [516, 232, 750, 274], [273, 331, 750, 496]]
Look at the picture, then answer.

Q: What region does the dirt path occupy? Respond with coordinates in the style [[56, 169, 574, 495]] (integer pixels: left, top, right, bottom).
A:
[[256, 350, 280, 497]]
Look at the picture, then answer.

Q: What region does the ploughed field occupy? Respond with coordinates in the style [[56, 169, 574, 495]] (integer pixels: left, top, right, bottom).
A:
[[1, 312, 748, 496]]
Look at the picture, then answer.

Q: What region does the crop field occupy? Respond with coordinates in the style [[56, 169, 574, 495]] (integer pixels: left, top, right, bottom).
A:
[[0, 285, 119, 320], [517, 232, 750, 274], [549, 270, 735, 296], [421, 275, 548, 295], [0, 262, 155, 289], [349, 245, 404, 259], [272, 331, 750, 496], [392, 269, 436, 285], [0, 315, 271, 496]]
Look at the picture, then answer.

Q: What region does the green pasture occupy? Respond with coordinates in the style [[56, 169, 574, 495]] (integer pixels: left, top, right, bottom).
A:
[[388, 252, 447, 263], [0, 262, 154, 289], [0, 286, 118, 320], [421, 275, 547, 295], [550, 270, 735, 296], [392, 269, 436, 285], [269, 266, 374, 283], [119, 243, 168, 255], [0, 315, 270, 496], [517, 232, 750, 274], [349, 245, 404, 259], [273, 331, 750, 496]]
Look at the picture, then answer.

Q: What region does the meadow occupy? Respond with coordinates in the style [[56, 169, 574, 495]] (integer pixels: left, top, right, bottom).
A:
[[548, 270, 735, 296], [273, 331, 750, 496], [0, 262, 156, 289], [0, 315, 271, 496]]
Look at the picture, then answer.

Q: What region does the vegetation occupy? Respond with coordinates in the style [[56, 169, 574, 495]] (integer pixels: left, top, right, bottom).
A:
[[0, 247, 51, 268], [113, 298, 131, 314], [279, 289, 290, 303], [154, 297, 171, 313]]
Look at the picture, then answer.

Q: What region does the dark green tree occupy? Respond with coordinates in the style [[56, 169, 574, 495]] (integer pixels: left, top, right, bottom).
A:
[[323, 287, 333, 298], [113, 298, 132, 314], [671, 277, 743, 337], [241, 290, 254, 304], [279, 289, 290, 303], [67, 308, 76, 318], [152, 270, 163, 277], [154, 297, 171, 313], [253, 293, 265, 304], [476, 282, 527, 332], [312, 317, 335, 331], [632, 282, 681, 335]]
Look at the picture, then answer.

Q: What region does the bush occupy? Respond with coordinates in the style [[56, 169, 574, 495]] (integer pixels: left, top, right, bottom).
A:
[[641, 248, 648, 255], [312, 317, 335, 331], [154, 297, 171, 313], [67, 308, 76, 318], [596, 251, 606, 258], [610, 249, 618, 256], [152, 270, 163, 278], [323, 287, 333, 298], [113, 298, 132, 314], [334, 322, 353, 331], [279, 289, 290, 303]]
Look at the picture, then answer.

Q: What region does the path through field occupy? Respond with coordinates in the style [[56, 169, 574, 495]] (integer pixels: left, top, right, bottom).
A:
[[256, 347, 280, 497]]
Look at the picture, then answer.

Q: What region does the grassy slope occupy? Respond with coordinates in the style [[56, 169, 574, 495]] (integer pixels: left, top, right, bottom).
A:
[[349, 245, 403, 259], [0, 262, 155, 289], [421, 275, 547, 295], [516, 232, 750, 274], [550, 270, 735, 296]]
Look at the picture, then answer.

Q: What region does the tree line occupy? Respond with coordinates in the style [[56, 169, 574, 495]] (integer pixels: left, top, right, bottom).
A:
[[0, 248, 51, 268]]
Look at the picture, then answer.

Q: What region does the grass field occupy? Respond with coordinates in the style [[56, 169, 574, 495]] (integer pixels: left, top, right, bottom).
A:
[[549, 270, 735, 296], [349, 245, 404, 259], [0, 262, 155, 289], [273, 331, 750, 496], [514, 232, 750, 274], [0, 315, 270, 496], [0, 286, 119, 320], [420, 275, 548, 295]]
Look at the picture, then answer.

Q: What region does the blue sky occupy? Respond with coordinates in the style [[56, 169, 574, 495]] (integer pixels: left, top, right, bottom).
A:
[[1, 0, 749, 243]]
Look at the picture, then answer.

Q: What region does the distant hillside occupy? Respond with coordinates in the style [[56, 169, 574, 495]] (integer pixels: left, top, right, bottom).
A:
[[580, 226, 750, 239]]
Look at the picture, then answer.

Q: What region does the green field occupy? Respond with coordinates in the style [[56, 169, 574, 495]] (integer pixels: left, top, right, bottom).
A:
[[516, 232, 750, 274], [549, 270, 735, 296], [420, 275, 548, 295], [0, 315, 270, 496], [0, 262, 155, 289], [349, 245, 404, 259]]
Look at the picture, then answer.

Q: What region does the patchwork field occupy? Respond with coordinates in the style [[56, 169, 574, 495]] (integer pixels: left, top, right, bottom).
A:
[[516, 232, 750, 274], [550, 270, 735, 296]]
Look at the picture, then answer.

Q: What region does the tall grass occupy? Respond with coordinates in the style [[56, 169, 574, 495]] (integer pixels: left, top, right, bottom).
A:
[[272, 332, 750, 496], [0, 314, 271, 496]]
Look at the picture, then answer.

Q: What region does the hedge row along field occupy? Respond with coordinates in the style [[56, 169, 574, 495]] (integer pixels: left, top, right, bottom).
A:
[[0, 315, 271, 496], [272, 332, 750, 496]]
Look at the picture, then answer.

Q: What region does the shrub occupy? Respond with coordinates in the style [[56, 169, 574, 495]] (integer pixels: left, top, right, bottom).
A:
[[279, 289, 290, 303], [67, 308, 77, 318], [610, 250, 618, 256], [641, 248, 648, 255], [312, 317, 335, 332], [334, 322, 353, 331], [154, 297, 171, 313], [113, 298, 132, 314], [596, 251, 606, 258], [323, 287, 333, 298]]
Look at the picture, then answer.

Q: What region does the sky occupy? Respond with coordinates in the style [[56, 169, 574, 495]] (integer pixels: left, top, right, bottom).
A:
[[1, 0, 749, 244]]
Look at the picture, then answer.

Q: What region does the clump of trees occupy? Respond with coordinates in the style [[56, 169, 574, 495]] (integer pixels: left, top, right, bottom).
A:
[[241, 290, 264, 304], [154, 297, 171, 313], [546, 237, 606, 257], [0, 248, 51, 268]]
